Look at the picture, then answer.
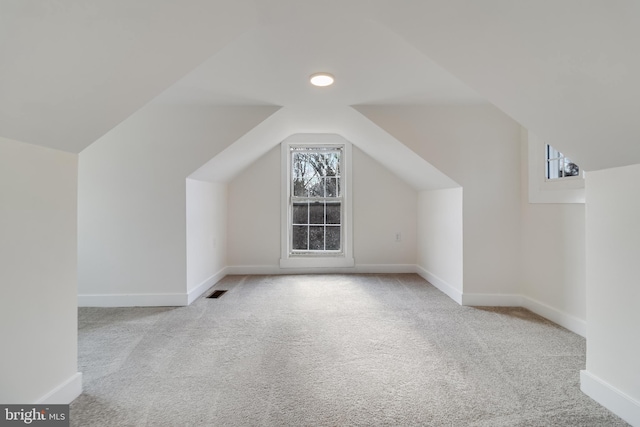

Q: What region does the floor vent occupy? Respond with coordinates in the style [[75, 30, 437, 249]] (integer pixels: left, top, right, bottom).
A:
[[207, 290, 227, 299]]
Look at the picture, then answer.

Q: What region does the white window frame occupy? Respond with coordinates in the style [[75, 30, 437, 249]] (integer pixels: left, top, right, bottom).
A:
[[527, 130, 585, 204], [280, 134, 354, 268]]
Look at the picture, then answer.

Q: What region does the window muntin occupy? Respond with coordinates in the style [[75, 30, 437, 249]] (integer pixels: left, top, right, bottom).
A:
[[290, 146, 343, 254], [546, 144, 580, 180]]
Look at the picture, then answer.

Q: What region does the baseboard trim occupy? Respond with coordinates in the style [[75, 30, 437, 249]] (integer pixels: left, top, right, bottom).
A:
[[77, 268, 588, 341], [187, 267, 228, 304], [36, 372, 82, 404], [78, 293, 187, 307], [522, 296, 587, 337], [353, 264, 417, 274], [415, 266, 462, 305], [581, 370, 640, 426], [226, 264, 417, 276], [462, 293, 523, 307]]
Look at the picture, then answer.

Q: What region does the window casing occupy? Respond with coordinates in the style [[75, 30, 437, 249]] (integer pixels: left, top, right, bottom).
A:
[[280, 135, 354, 268]]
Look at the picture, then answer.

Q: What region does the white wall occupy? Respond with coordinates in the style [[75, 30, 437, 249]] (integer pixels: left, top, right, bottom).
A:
[[520, 136, 587, 333], [0, 137, 81, 403], [417, 188, 463, 301], [227, 144, 418, 269], [186, 179, 227, 300], [352, 146, 417, 266], [357, 105, 522, 296], [227, 145, 281, 267], [582, 164, 640, 425], [78, 104, 277, 305]]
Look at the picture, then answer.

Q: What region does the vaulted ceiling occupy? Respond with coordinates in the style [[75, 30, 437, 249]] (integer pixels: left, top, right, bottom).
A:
[[2, 1, 639, 171]]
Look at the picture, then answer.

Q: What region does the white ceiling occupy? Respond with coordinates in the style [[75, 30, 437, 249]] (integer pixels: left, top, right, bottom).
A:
[[0, 0, 482, 154], [0, 0, 257, 152], [380, 0, 640, 171], [156, 14, 484, 108], [2, 1, 639, 171]]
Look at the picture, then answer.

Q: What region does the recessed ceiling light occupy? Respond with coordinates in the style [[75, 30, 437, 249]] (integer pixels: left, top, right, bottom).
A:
[[310, 72, 334, 87]]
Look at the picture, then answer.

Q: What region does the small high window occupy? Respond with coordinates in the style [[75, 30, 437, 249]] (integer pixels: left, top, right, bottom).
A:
[[546, 144, 580, 180]]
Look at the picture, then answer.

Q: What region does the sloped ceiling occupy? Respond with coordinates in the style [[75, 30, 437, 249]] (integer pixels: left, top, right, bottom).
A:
[[189, 106, 459, 191], [380, 0, 640, 171], [2, 1, 638, 172], [0, 0, 256, 152]]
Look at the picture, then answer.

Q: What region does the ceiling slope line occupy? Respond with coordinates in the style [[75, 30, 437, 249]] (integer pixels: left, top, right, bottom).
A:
[[190, 105, 459, 191]]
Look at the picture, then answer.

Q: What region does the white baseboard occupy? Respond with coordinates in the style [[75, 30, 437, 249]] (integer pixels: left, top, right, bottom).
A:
[[415, 266, 463, 305], [187, 267, 228, 304], [226, 264, 417, 276], [77, 268, 588, 342], [522, 296, 587, 337], [78, 293, 187, 307], [226, 265, 283, 275], [36, 372, 82, 404], [412, 271, 587, 337], [353, 264, 416, 274], [461, 293, 523, 307], [581, 370, 640, 427]]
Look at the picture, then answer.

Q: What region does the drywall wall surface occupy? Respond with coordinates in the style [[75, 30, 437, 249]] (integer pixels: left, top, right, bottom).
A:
[[585, 164, 640, 405], [521, 202, 586, 317], [227, 143, 419, 268], [227, 145, 281, 267], [0, 137, 79, 403], [417, 188, 463, 293], [78, 104, 277, 300], [357, 105, 522, 295], [520, 136, 586, 322], [352, 146, 417, 265], [186, 179, 227, 293]]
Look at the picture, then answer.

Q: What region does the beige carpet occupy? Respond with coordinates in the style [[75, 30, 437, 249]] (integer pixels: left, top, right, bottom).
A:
[[71, 274, 627, 426]]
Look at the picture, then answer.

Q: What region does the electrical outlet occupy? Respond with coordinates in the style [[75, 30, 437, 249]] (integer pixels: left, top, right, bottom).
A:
[[395, 232, 402, 242]]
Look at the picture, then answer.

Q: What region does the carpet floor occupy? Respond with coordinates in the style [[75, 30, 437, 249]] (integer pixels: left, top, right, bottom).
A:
[[71, 274, 627, 426]]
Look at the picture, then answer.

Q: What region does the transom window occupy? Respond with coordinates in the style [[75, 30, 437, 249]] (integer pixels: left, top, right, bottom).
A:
[[290, 146, 343, 254], [546, 144, 580, 180]]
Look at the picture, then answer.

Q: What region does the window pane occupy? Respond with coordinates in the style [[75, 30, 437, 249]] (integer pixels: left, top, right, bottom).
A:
[[326, 226, 341, 250], [326, 203, 341, 224], [564, 158, 579, 176], [307, 176, 324, 197], [292, 226, 308, 250], [309, 203, 324, 224], [293, 178, 307, 197], [326, 177, 338, 197], [325, 153, 340, 176], [309, 226, 324, 250], [293, 203, 308, 224]]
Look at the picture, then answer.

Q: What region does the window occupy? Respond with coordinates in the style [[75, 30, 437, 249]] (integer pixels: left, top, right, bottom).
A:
[[291, 146, 342, 253], [527, 131, 584, 204], [280, 134, 354, 269], [546, 144, 580, 180]]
